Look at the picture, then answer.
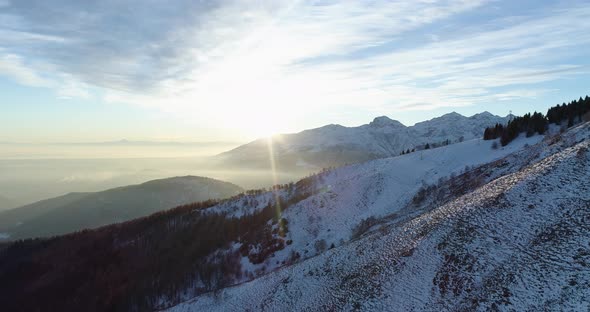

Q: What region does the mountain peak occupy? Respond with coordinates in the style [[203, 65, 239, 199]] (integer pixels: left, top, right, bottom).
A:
[[474, 111, 493, 117], [470, 111, 500, 119], [440, 111, 464, 118], [369, 116, 405, 128]]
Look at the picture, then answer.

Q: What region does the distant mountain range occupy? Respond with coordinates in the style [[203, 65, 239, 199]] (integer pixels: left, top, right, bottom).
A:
[[0, 140, 243, 146], [215, 111, 510, 170], [0, 176, 243, 241]]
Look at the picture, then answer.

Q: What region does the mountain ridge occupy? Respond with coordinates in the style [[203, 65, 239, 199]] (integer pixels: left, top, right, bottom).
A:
[[0, 175, 243, 241], [216, 111, 510, 171]]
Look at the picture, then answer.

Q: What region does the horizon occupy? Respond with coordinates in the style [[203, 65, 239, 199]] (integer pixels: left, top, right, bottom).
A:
[[2, 1, 590, 143], [0, 109, 516, 144], [0, 109, 513, 162]]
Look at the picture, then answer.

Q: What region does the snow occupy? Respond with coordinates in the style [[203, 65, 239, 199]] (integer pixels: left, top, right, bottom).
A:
[[210, 134, 542, 267], [159, 131, 547, 309], [203, 191, 278, 218], [283, 111, 509, 156], [276, 134, 541, 260], [166, 122, 590, 311], [219, 112, 510, 169]]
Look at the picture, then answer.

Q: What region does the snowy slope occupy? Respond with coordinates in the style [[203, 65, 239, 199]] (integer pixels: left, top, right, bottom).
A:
[[151, 131, 544, 309], [216, 112, 509, 170], [256, 134, 542, 263], [167, 123, 590, 312]]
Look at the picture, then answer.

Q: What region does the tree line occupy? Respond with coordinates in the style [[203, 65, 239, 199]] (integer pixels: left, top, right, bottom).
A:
[[483, 95, 590, 146], [400, 138, 460, 156], [0, 170, 330, 312]]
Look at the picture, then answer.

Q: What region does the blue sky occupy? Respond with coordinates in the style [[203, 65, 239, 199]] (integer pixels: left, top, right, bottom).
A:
[[1, 0, 589, 142]]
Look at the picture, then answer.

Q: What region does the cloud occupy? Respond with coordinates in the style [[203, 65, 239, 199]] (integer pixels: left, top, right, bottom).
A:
[[290, 3, 590, 111], [1, 0, 590, 131], [55, 76, 91, 99], [0, 1, 488, 91], [0, 1, 238, 91], [0, 53, 50, 87], [0, 51, 90, 100]]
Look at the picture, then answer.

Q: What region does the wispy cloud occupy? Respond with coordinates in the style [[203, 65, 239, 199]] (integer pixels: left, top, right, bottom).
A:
[[1, 0, 589, 131], [0, 53, 50, 87]]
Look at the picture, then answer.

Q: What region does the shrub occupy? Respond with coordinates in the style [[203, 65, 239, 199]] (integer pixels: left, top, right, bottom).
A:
[[314, 239, 327, 253]]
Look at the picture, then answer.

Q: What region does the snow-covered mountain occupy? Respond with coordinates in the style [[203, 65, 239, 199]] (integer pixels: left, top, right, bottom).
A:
[[412, 111, 512, 143], [167, 122, 590, 311], [216, 112, 510, 171], [0, 176, 243, 240], [3, 120, 589, 312]]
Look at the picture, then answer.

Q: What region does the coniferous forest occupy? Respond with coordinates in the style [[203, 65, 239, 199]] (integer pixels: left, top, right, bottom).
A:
[[483, 95, 590, 145]]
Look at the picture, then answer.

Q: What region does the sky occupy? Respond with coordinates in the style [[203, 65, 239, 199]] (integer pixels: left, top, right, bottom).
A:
[[1, 0, 590, 143]]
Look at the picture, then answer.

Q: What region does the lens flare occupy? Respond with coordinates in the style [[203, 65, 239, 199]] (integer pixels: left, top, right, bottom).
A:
[[266, 136, 282, 220]]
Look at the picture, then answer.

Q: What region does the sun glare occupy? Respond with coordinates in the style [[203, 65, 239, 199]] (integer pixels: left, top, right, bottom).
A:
[[249, 117, 284, 138]]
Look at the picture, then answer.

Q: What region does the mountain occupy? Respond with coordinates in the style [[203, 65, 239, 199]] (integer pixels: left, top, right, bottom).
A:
[[411, 111, 512, 143], [0, 176, 243, 241], [1, 119, 588, 311], [168, 122, 590, 312], [215, 112, 509, 171], [2, 119, 579, 311]]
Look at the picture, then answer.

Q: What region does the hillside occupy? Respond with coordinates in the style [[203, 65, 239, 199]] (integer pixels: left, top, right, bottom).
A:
[[0, 121, 588, 311], [169, 122, 590, 311], [0, 125, 562, 311], [215, 112, 509, 171], [0, 176, 243, 241]]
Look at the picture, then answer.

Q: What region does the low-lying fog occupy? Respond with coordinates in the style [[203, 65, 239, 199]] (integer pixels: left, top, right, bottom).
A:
[[0, 142, 308, 209]]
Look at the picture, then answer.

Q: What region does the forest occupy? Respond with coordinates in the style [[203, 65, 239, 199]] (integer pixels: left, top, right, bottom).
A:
[[483, 95, 590, 145], [0, 172, 326, 312]]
